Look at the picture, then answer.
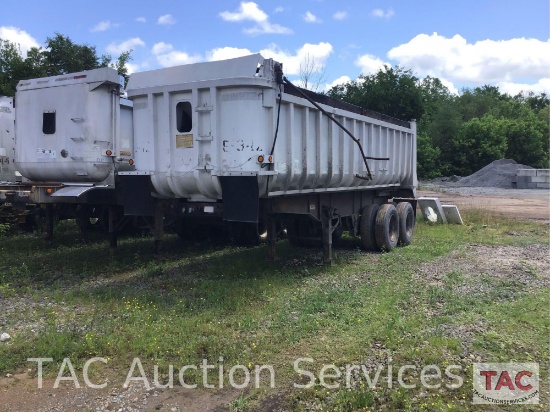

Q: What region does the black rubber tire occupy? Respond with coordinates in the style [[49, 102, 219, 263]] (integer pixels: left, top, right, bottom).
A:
[[359, 204, 379, 251], [396, 202, 415, 246], [375, 204, 399, 252]]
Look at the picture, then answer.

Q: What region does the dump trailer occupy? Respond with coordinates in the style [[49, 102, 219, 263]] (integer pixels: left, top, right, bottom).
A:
[[12, 68, 135, 238], [10, 55, 416, 261], [122, 54, 417, 261]]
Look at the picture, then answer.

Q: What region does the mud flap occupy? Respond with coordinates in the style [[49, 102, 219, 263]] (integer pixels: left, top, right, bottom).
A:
[[120, 175, 155, 216], [219, 176, 259, 223]]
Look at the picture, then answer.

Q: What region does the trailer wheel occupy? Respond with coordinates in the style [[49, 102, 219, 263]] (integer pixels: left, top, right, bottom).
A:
[[375, 204, 399, 252], [396, 202, 415, 246], [359, 204, 379, 251]]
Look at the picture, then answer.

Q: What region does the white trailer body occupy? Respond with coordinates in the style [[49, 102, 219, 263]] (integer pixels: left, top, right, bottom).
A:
[[0, 96, 16, 182], [124, 54, 416, 203], [15, 68, 133, 184]]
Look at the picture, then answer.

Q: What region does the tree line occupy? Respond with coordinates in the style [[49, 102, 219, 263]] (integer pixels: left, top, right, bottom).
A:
[[328, 66, 549, 178], [0, 33, 131, 96], [1, 34, 548, 178]]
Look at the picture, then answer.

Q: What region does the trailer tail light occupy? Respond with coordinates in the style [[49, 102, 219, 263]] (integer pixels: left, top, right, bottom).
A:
[[105, 150, 113, 156], [45, 187, 53, 195], [257, 155, 274, 164], [129, 159, 134, 165]]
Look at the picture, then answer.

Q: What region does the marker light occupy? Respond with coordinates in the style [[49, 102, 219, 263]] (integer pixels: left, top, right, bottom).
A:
[[257, 155, 264, 163], [268, 155, 273, 163], [129, 159, 134, 165], [45, 187, 53, 195], [106, 150, 113, 156]]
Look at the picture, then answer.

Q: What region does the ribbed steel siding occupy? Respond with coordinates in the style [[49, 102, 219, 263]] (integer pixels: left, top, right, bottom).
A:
[[130, 81, 415, 200], [267, 96, 415, 196]]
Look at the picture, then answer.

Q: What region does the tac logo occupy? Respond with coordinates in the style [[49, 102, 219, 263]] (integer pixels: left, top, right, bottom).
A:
[[473, 363, 539, 404]]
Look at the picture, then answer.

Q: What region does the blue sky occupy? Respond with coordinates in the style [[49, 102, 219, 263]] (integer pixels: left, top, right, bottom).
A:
[[2, 0, 549, 95]]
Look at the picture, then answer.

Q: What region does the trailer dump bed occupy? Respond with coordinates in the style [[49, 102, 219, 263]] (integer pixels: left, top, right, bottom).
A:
[[125, 54, 417, 202], [0, 96, 15, 182], [15, 68, 134, 183]]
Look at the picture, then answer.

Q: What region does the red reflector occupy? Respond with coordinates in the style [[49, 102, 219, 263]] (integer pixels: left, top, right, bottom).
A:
[[74, 75, 87, 79]]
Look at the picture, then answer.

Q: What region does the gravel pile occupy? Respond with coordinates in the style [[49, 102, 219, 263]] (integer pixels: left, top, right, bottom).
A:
[[456, 159, 532, 188]]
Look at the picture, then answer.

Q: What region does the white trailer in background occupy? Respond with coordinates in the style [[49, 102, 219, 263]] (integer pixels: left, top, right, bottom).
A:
[[0, 96, 16, 183], [8, 55, 417, 262], [9, 68, 134, 241]]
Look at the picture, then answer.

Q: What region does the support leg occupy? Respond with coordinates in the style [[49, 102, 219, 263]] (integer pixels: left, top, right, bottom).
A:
[[321, 207, 340, 265], [266, 215, 278, 261], [45, 204, 54, 243], [108, 206, 117, 249], [75, 206, 89, 243], [153, 201, 164, 255]]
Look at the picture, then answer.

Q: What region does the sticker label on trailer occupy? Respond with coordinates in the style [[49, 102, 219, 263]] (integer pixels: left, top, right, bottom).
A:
[[37, 148, 56, 161], [176, 134, 194, 148]]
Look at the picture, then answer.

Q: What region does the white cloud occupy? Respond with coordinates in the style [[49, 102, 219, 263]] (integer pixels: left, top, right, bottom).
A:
[[304, 11, 322, 24], [206, 47, 253, 61], [157, 14, 176, 25], [355, 54, 388, 74], [91, 20, 119, 32], [152, 42, 201, 67], [126, 61, 150, 75], [498, 78, 550, 95], [371, 8, 394, 19], [220, 2, 292, 35], [387, 33, 550, 88], [324, 75, 351, 91], [0, 26, 40, 56], [438, 78, 459, 95], [259, 42, 333, 75], [135, 17, 146, 23], [220, 1, 268, 22], [333, 11, 348, 20], [106, 38, 145, 55], [274, 6, 284, 13]]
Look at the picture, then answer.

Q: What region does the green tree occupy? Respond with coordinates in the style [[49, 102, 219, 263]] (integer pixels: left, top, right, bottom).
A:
[[328, 65, 424, 121], [502, 116, 548, 168], [416, 132, 441, 179], [0, 34, 132, 95], [456, 85, 511, 121], [453, 114, 508, 175], [0, 40, 24, 95], [42, 33, 108, 75]]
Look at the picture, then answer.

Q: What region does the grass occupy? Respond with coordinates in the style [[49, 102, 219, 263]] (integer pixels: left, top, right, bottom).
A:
[[0, 209, 548, 411]]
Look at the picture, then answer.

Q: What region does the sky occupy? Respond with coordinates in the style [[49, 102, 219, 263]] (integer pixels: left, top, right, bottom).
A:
[[1, 0, 549, 95]]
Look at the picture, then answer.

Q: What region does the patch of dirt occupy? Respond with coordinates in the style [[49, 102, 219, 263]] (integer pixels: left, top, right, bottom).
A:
[[417, 188, 550, 221], [416, 243, 550, 293], [0, 373, 240, 412]]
